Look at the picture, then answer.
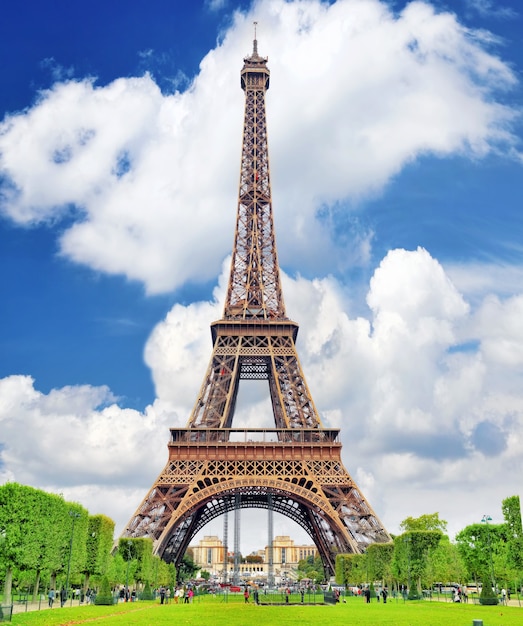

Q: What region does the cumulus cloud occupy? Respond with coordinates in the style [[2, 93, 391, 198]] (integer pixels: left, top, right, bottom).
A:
[[142, 247, 521, 538], [0, 0, 519, 293], [4, 247, 521, 540], [0, 375, 172, 487]]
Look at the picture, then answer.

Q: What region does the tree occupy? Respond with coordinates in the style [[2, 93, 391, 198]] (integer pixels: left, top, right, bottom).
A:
[[118, 538, 143, 591], [128, 538, 153, 588], [366, 542, 394, 587], [83, 515, 115, 591], [400, 513, 448, 534], [61, 504, 89, 595], [106, 551, 126, 589], [456, 522, 505, 589], [425, 536, 467, 588], [297, 555, 326, 584], [246, 554, 263, 564], [0, 484, 86, 604], [392, 531, 442, 597], [141, 580, 154, 600], [502, 495, 523, 573], [479, 572, 498, 605], [94, 575, 114, 605], [336, 553, 367, 586], [177, 553, 199, 582]]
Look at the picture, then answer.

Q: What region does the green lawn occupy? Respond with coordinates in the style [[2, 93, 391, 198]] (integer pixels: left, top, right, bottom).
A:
[[6, 595, 522, 626]]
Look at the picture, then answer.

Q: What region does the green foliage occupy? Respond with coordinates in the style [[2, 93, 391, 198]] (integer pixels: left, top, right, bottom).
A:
[[366, 542, 394, 583], [85, 515, 115, 579], [336, 553, 367, 586], [125, 538, 154, 584], [400, 513, 448, 534], [424, 536, 467, 588], [94, 575, 114, 605], [392, 531, 442, 595], [106, 551, 126, 589], [455, 521, 505, 584], [0, 483, 89, 603], [502, 495, 523, 571], [479, 573, 498, 605], [296, 555, 326, 583], [177, 553, 199, 581], [140, 580, 154, 600]]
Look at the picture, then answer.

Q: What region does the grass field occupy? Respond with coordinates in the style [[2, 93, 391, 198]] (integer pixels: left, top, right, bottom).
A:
[[7, 595, 522, 626]]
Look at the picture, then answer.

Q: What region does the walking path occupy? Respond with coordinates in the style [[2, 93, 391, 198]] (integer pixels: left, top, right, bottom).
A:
[[6, 595, 523, 617]]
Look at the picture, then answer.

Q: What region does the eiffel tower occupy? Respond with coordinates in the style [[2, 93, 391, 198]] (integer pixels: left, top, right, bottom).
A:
[[122, 33, 391, 576]]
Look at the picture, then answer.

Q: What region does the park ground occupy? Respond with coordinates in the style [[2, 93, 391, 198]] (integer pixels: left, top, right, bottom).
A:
[[4, 593, 523, 626]]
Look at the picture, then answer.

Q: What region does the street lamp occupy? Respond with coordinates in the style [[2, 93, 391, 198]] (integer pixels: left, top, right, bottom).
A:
[[481, 515, 495, 592], [125, 541, 132, 601], [64, 511, 81, 607], [403, 535, 411, 599]]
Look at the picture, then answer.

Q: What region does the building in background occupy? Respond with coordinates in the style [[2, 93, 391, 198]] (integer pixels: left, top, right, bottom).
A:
[[190, 534, 318, 585]]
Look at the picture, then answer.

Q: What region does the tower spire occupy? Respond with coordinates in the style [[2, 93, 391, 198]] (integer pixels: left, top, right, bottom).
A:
[[226, 32, 281, 321]]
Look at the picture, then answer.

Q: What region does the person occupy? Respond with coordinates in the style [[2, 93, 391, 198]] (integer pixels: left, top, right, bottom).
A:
[[48, 589, 55, 608], [166, 587, 171, 603], [188, 588, 194, 603], [244, 588, 250, 603], [364, 587, 371, 603], [253, 589, 259, 605], [60, 587, 67, 607], [382, 587, 388, 604], [501, 588, 507, 605], [159, 586, 166, 604]]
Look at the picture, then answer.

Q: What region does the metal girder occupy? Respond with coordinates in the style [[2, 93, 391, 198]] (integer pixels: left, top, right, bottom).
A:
[[122, 37, 391, 577]]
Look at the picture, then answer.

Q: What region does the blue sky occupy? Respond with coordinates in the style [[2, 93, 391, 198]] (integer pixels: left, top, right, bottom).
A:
[[1, 0, 522, 554]]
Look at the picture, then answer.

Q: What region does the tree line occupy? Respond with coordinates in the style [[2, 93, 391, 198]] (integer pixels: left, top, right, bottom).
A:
[[1, 483, 521, 605], [0, 483, 192, 605], [335, 497, 523, 601]]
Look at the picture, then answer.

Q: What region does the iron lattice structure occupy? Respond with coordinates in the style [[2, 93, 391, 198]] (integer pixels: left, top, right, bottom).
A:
[[122, 37, 391, 576]]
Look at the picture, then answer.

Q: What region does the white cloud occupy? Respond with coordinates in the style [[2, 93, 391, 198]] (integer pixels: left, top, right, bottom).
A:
[[3, 247, 520, 544], [0, 0, 519, 293], [464, 0, 517, 19], [0, 375, 170, 489]]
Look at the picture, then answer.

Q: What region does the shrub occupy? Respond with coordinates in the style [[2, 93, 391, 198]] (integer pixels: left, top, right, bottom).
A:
[[479, 574, 498, 606], [94, 576, 115, 606], [140, 581, 154, 601]]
